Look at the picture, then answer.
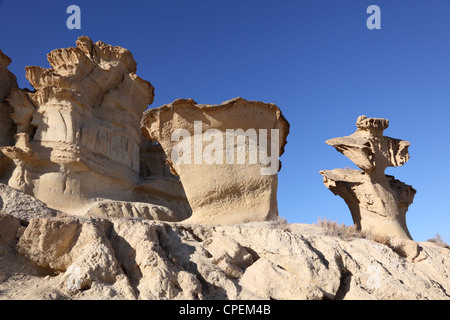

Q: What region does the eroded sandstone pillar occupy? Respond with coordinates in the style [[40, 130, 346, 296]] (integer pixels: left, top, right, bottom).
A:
[[0, 37, 186, 218], [0, 37, 191, 220], [141, 97, 290, 225], [1, 37, 155, 214], [320, 115, 416, 240], [0, 50, 17, 179]]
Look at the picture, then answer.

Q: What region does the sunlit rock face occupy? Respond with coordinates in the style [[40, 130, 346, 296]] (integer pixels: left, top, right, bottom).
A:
[[1, 37, 190, 220], [320, 115, 416, 240], [141, 97, 290, 225]]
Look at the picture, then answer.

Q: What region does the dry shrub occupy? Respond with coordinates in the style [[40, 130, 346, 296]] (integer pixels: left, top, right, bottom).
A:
[[427, 234, 450, 249], [316, 217, 391, 246], [362, 231, 391, 247], [315, 217, 360, 239], [267, 216, 289, 231]]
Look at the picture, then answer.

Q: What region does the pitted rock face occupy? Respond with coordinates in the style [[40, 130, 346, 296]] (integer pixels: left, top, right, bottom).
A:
[[141, 97, 290, 225], [3, 36, 153, 181], [0, 37, 189, 219], [325, 115, 410, 174], [355, 115, 389, 133], [320, 115, 416, 240]]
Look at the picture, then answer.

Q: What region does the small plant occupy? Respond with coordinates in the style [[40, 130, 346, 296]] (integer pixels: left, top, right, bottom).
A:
[[315, 217, 391, 246], [427, 234, 450, 249], [362, 231, 391, 247], [315, 217, 361, 239], [267, 216, 289, 231]]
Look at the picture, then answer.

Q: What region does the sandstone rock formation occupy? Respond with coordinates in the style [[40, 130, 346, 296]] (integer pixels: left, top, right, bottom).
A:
[[0, 50, 17, 180], [135, 139, 190, 219], [0, 37, 190, 220], [141, 98, 290, 225], [320, 116, 416, 240], [0, 185, 449, 300], [2, 37, 446, 302]]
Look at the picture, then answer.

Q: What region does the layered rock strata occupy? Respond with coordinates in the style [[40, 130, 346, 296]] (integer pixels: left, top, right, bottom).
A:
[[320, 116, 416, 240], [141, 98, 290, 225], [0, 37, 189, 220]]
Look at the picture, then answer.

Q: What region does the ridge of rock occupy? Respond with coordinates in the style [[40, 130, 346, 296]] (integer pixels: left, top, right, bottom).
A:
[[0, 184, 449, 300]]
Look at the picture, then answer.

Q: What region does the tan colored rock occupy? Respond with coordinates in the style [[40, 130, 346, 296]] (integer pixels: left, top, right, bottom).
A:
[[0, 50, 17, 180], [1, 197, 449, 300], [1, 36, 153, 214], [239, 258, 323, 299], [320, 116, 416, 240], [0, 182, 61, 221], [139, 139, 175, 178], [85, 200, 181, 221], [203, 234, 254, 278], [0, 182, 448, 300], [1, 37, 189, 220], [135, 140, 191, 220], [141, 97, 289, 225], [0, 213, 22, 247], [108, 219, 205, 299], [16, 216, 135, 298]]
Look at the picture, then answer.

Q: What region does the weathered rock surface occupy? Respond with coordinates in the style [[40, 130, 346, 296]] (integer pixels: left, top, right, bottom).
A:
[[0, 183, 62, 221], [320, 116, 416, 240], [1, 38, 446, 302], [136, 140, 191, 219], [141, 98, 290, 225], [0, 37, 190, 220], [0, 50, 17, 180], [0, 185, 448, 300]]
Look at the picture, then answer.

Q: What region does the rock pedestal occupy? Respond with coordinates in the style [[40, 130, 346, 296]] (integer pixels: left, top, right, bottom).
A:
[[320, 116, 416, 240], [141, 97, 290, 225]]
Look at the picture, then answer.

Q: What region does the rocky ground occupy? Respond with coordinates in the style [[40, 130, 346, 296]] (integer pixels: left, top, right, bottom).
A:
[[0, 183, 449, 300]]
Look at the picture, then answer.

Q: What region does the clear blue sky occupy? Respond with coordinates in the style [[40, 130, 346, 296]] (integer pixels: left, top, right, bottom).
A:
[[1, 0, 449, 242]]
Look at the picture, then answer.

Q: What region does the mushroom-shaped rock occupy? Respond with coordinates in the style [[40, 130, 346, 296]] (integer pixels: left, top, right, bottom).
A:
[[320, 116, 416, 240], [0, 37, 191, 220], [141, 97, 290, 225], [1, 37, 154, 214]]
